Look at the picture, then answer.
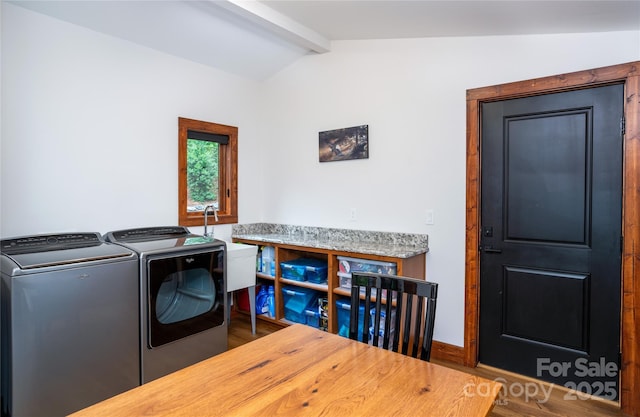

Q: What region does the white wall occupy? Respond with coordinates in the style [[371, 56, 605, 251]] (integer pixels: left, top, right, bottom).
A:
[[2, 2, 639, 347], [0, 3, 264, 240], [260, 32, 640, 346]]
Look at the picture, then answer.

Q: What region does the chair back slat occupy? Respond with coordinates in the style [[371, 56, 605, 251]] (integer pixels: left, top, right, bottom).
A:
[[391, 292, 403, 352], [382, 294, 393, 349], [401, 294, 413, 356], [363, 284, 372, 343], [349, 271, 438, 362], [411, 296, 423, 358], [349, 280, 359, 341], [421, 285, 438, 361]]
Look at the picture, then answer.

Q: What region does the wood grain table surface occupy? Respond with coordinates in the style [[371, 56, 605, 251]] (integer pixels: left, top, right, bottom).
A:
[[69, 324, 501, 416]]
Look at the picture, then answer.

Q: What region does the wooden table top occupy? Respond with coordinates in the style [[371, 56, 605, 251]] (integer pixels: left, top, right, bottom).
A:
[[70, 325, 501, 417]]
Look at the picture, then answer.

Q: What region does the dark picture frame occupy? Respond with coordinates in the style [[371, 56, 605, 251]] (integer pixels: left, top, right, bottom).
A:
[[319, 125, 369, 162]]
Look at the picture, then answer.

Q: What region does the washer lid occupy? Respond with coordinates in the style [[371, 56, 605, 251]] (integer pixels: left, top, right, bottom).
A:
[[1, 233, 134, 270], [105, 226, 191, 243], [104, 226, 224, 254]]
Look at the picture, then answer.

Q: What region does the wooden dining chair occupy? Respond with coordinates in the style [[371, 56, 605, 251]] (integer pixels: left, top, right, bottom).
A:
[[349, 271, 438, 361]]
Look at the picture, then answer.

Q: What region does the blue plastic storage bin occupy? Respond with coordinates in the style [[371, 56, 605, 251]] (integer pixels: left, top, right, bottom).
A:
[[281, 286, 319, 324], [304, 308, 321, 329], [280, 258, 328, 284], [335, 298, 369, 342]]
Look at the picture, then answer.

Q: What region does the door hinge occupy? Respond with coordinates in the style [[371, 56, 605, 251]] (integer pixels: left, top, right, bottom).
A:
[[621, 117, 625, 136]]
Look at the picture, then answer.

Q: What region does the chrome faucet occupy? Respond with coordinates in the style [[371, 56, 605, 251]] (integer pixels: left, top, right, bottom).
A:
[[203, 204, 219, 238]]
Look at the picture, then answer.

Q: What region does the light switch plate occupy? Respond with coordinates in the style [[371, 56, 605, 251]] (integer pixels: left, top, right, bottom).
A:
[[350, 208, 357, 222], [426, 209, 435, 225]]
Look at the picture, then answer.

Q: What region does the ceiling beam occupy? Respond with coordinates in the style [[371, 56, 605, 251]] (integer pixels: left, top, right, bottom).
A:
[[212, 0, 331, 53]]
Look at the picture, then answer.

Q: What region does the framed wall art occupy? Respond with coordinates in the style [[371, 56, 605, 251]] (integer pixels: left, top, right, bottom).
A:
[[319, 125, 369, 162]]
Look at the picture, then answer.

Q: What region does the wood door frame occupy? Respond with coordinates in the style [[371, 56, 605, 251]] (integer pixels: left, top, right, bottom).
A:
[[465, 61, 640, 415]]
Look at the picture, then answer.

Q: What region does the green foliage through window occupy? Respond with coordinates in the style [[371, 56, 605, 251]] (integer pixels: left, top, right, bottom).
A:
[[187, 139, 219, 205]]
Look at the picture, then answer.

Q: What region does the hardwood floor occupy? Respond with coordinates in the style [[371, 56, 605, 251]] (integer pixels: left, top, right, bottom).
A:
[[227, 312, 626, 417]]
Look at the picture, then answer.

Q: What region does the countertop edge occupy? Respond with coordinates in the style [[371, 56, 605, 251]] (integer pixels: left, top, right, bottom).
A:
[[231, 228, 428, 259]]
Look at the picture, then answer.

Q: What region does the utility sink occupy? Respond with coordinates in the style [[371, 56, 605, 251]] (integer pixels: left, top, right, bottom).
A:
[[225, 242, 258, 292], [225, 242, 259, 334]]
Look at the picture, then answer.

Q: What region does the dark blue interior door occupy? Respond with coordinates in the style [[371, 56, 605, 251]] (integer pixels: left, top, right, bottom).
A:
[[479, 84, 623, 400]]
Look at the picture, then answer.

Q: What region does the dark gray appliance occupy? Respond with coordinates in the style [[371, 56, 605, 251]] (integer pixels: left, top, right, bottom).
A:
[[104, 226, 227, 384], [0, 233, 139, 417]]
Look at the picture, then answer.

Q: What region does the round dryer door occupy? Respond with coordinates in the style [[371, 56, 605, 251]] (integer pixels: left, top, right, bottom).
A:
[[156, 268, 215, 324], [147, 249, 225, 347]]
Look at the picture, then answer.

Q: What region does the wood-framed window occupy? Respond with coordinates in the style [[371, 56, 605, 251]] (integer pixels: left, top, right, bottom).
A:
[[178, 117, 238, 227]]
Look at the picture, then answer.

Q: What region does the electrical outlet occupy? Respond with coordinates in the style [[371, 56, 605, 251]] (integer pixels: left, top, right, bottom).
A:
[[350, 208, 357, 222], [426, 209, 435, 225]]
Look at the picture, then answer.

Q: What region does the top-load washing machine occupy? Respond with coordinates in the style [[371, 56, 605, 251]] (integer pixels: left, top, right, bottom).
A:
[[104, 226, 227, 384], [0, 232, 139, 417]]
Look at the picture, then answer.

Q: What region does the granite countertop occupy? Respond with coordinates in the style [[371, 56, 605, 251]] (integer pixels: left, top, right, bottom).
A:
[[231, 223, 428, 259]]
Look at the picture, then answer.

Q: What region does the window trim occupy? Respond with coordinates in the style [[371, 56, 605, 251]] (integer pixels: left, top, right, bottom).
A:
[[178, 117, 238, 227]]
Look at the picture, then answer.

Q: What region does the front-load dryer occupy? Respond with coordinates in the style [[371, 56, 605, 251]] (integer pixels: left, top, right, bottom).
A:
[[104, 226, 227, 384], [0, 233, 139, 417]]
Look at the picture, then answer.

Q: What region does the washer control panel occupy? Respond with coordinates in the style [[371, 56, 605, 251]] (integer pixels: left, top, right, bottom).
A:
[[107, 226, 191, 242], [0, 233, 102, 255]]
